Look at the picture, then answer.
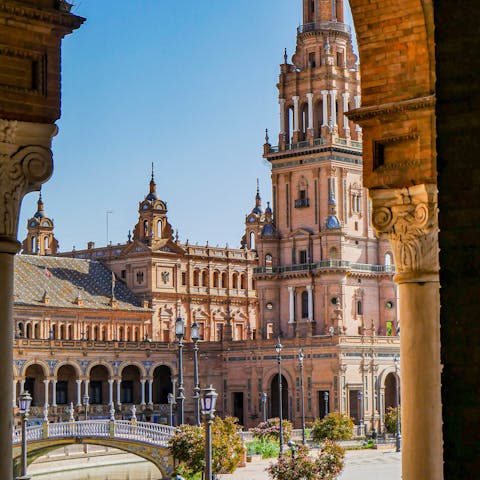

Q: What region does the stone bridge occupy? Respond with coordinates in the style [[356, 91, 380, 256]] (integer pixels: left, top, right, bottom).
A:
[[12, 420, 176, 479]]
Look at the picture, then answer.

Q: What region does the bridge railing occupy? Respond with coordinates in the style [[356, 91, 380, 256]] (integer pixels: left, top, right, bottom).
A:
[[13, 420, 175, 447]]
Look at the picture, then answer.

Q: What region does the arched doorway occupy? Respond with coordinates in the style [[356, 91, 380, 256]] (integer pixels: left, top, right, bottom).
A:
[[384, 372, 400, 410], [24, 364, 45, 408], [89, 365, 110, 407], [152, 366, 172, 404], [270, 374, 288, 419], [56, 365, 77, 406], [121, 365, 141, 405]]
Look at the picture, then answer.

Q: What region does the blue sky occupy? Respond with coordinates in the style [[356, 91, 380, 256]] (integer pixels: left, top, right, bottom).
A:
[[19, 1, 355, 251]]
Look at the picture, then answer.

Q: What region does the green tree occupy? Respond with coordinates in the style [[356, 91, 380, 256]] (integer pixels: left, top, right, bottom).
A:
[[310, 412, 354, 442], [384, 406, 401, 434], [169, 416, 245, 478], [267, 441, 345, 480]]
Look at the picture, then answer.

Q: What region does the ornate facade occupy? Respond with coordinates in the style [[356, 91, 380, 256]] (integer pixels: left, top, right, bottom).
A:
[[13, 0, 401, 434]]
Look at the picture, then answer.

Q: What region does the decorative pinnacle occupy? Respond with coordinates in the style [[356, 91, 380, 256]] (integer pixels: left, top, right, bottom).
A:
[[265, 128, 270, 144], [151, 162, 154, 182], [284, 48, 288, 64]]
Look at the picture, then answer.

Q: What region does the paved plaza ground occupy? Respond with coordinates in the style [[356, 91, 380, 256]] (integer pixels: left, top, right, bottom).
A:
[[217, 449, 401, 480]]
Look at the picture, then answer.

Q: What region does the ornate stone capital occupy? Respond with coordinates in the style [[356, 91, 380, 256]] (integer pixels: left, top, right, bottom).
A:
[[0, 120, 56, 250], [370, 184, 439, 283]]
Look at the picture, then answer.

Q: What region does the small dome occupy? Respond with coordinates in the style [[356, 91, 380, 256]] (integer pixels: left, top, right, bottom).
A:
[[251, 206, 263, 215], [326, 216, 341, 229], [262, 223, 276, 236], [145, 191, 159, 202], [265, 202, 272, 214]]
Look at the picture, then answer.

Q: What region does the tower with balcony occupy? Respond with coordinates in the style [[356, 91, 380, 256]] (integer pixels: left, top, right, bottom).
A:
[[254, 0, 397, 340]]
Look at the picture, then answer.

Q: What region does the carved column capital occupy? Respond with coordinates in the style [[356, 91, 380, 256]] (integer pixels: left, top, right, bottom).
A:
[[370, 184, 439, 283], [0, 120, 56, 251]]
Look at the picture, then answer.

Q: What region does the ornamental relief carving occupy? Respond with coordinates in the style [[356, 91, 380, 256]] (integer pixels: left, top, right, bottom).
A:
[[370, 184, 439, 276], [0, 145, 53, 238]]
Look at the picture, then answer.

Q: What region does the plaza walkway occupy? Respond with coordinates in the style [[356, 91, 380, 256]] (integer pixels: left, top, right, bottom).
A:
[[217, 449, 401, 480]]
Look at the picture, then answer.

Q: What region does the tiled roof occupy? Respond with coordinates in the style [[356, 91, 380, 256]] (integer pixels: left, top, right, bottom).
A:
[[14, 255, 146, 311]]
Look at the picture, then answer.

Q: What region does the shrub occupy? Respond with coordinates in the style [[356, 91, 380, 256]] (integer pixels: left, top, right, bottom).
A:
[[251, 418, 293, 443], [169, 416, 245, 478], [267, 440, 345, 480], [384, 406, 401, 434], [310, 412, 354, 442], [246, 439, 280, 458]]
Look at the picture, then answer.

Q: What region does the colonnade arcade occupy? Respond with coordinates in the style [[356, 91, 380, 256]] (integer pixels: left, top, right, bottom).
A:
[[13, 361, 173, 417]]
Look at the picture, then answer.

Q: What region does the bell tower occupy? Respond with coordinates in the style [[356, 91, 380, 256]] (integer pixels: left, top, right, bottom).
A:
[[22, 192, 59, 255], [133, 165, 173, 245], [255, 0, 395, 340]]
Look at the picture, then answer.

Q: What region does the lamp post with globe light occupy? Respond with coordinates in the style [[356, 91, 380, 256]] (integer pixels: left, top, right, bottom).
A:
[[261, 392, 267, 422], [17, 390, 32, 480], [175, 316, 185, 425], [201, 385, 218, 480], [191, 320, 201, 426]]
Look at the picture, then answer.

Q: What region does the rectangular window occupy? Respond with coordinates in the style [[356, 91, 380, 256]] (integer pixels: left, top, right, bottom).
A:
[[299, 250, 307, 264], [181, 272, 186, 286], [91, 381, 102, 404], [121, 270, 126, 279], [56, 381, 68, 405], [308, 52, 316, 68]]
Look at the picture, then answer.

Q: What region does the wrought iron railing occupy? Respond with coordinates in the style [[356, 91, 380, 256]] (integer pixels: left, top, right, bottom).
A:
[[254, 261, 395, 275]]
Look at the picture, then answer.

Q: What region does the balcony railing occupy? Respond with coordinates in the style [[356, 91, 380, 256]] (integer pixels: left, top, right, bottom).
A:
[[297, 21, 351, 35], [254, 261, 395, 275], [266, 136, 362, 155], [295, 198, 310, 208]]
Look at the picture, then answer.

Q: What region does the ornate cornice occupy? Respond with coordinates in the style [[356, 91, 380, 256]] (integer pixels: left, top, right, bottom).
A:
[[370, 184, 439, 283], [0, 2, 85, 31], [346, 95, 435, 123]]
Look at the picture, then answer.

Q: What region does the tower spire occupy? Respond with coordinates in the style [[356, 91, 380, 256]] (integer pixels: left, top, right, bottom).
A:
[[149, 163, 157, 196]]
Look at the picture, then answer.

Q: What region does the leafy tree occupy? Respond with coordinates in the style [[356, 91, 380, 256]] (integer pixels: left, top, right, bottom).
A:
[[310, 412, 354, 442], [169, 416, 245, 478], [250, 417, 293, 443], [267, 441, 345, 480], [384, 406, 401, 434]]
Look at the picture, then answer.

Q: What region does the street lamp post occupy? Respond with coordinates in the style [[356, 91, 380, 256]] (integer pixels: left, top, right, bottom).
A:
[[201, 385, 218, 480], [83, 393, 89, 421], [191, 321, 201, 427], [167, 393, 175, 427], [357, 391, 363, 436], [17, 390, 32, 480], [261, 392, 267, 422], [394, 356, 401, 452], [323, 391, 329, 418], [175, 316, 185, 426], [298, 349, 306, 445], [275, 337, 284, 456]]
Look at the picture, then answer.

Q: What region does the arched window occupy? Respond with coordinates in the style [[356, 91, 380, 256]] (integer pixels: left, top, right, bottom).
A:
[[60, 324, 65, 340], [93, 326, 98, 341], [329, 247, 338, 260], [101, 327, 106, 341], [193, 270, 199, 286], [26, 323, 32, 339], [301, 103, 308, 134], [44, 236, 49, 250], [157, 219, 162, 237], [119, 327, 124, 341], [143, 220, 148, 238], [232, 272, 239, 289], [201, 270, 208, 287], [357, 300, 363, 315], [213, 271, 219, 288], [287, 105, 294, 142], [31, 237, 35, 253], [301, 291, 309, 318], [221, 271, 228, 288], [126, 328, 131, 342], [85, 326, 91, 340], [68, 325, 73, 340], [240, 274, 246, 290], [385, 252, 393, 271], [249, 231, 256, 249], [314, 99, 324, 135], [18, 322, 24, 337]]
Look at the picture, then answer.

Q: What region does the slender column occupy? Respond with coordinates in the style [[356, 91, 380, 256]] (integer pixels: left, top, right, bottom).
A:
[[43, 379, 50, 409], [330, 90, 337, 126], [116, 379, 122, 406], [76, 379, 82, 406], [370, 184, 442, 480], [288, 286, 295, 323], [292, 96, 300, 132], [108, 379, 114, 406], [12, 380, 17, 408], [321, 90, 329, 126], [306, 93, 314, 131], [52, 379, 57, 407], [279, 98, 286, 134], [342, 92, 350, 133], [20, 379, 25, 394], [354, 95, 362, 131], [306, 285, 314, 321], [148, 379, 153, 406], [84, 379, 90, 399], [140, 379, 146, 406]]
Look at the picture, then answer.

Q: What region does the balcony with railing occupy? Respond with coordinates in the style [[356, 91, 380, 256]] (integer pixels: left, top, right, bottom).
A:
[[254, 260, 395, 275], [297, 21, 352, 35], [265, 136, 362, 157], [295, 197, 310, 208]]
